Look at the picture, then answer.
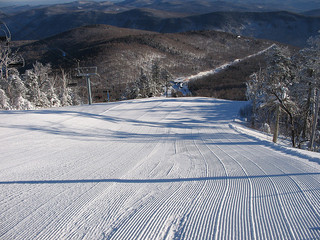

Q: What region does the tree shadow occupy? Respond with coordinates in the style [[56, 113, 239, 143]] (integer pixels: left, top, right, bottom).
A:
[[0, 98, 247, 143], [1, 172, 319, 185], [229, 123, 320, 164], [310, 227, 320, 231]]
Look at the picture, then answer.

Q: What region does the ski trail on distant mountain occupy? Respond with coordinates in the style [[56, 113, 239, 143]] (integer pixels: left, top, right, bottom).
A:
[[175, 44, 276, 83]]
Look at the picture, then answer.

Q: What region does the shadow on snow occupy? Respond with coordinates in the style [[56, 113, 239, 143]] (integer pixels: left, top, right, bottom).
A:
[[0, 98, 245, 142], [1, 172, 320, 185]]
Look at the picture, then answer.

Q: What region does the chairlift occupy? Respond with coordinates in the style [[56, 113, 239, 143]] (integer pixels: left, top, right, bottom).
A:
[[8, 57, 25, 68], [76, 66, 98, 77], [52, 48, 67, 57], [67, 82, 78, 87], [0, 35, 7, 42], [0, 21, 11, 42], [8, 61, 24, 68], [74, 75, 83, 79], [74, 61, 99, 105]]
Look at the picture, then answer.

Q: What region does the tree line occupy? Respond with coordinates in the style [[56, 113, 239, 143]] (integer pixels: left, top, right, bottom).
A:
[[0, 34, 89, 110], [0, 36, 173, 110], [246, 34, 320, 151], [125, 62, 173, 100]]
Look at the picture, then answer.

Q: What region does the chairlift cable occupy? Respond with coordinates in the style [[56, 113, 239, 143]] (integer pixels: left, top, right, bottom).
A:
[[1, 20, 79, 67]]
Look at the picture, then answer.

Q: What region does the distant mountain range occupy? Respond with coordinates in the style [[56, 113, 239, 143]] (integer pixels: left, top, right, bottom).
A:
[[119, 0, 320, 13], [1, 0, 317, 101], [303, 9, 320, 17], [1, 0, 320, 12], [1, 0, 319, 47]]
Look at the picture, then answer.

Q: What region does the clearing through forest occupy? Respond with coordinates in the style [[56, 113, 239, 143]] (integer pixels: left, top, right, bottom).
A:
[[1, 97, 320, 239]]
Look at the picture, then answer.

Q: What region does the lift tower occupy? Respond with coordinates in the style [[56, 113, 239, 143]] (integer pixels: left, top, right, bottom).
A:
[[76, 65, 98, 105]]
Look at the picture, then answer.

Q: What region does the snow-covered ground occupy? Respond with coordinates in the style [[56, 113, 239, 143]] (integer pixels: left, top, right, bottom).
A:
[[1, 97, 320, 240]]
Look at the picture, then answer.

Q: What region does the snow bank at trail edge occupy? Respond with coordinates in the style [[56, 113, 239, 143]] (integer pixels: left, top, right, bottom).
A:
[[230, 119, 320, 165]]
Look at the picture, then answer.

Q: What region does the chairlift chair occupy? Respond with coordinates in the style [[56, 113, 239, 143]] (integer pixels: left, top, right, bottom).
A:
[[8, 62, 24, 68], [8, 56, 25, 68], [74, 75, 83, 79], [0, 35, 7, 41], [67, 82, 78, 87], [0, 21, 11, 42]]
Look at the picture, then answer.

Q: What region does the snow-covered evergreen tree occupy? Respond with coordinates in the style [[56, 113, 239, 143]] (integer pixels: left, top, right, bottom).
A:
[[0, 24, 79, 110], [57, 68, 72, 106], [246, 37, 320, 150], [124, 62, 172, 100], [296, 34, 320, 149], [246, 45, 298, 147], [264, 46, 297, 146], [246, 70, 264, 128], [7, 69, 33, 110], [0, 88, 11, 110], [23, 68, 45, 107], [0, 36, 11, 81], [23, 62, 58, 108]]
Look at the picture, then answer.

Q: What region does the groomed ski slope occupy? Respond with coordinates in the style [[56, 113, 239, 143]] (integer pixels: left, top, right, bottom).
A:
[[1, 97, 320, 240]]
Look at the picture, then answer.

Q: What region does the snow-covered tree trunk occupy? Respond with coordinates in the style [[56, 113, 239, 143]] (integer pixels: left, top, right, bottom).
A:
[[310, 88, 319, 151], [246, 70, 264, 128], [0, 88, 11, 110], [266, 46, 297, 147], [246, 45, 298, 147], [295, 34, 320, 147], [58, 68, 72, 106], [8, 71, 33, 110], [0, 40, 10, 81], [273, 104, 281, 143], [302, 82, 312, 140]]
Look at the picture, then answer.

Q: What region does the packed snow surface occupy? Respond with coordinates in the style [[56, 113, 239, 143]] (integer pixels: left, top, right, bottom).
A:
[[1, 97, 320, 240]]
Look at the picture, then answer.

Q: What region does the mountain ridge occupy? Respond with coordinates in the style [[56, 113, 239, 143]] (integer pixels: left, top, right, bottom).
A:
[[16, 24, 280, 101], [3, 6, 319, 47]]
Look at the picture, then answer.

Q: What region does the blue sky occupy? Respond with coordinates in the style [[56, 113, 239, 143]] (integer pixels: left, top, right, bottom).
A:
[[1, 0, 73, 6], [0, 0, 120, 7]]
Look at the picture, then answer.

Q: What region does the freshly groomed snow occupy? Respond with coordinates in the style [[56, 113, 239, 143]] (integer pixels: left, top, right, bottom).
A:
[[1, 97, 320, 239]]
